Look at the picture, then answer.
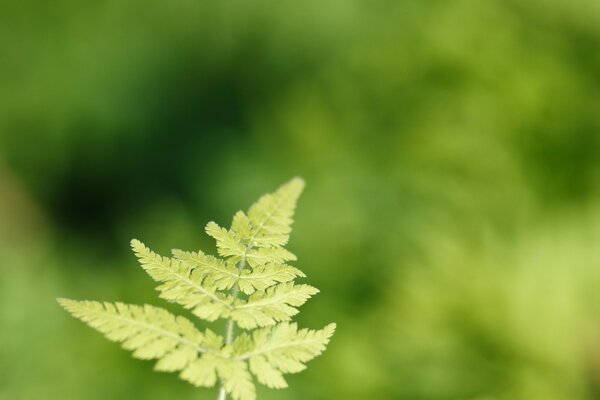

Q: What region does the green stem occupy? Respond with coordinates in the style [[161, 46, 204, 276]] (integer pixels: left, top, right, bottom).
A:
[[216, 387, 227, 400], [216, 256, 246, 400]]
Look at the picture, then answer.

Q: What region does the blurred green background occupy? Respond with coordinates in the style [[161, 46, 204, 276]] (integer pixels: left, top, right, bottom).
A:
[[2, 0, 600, 399]]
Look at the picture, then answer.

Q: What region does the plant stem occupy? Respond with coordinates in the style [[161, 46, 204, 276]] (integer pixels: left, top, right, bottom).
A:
[[224, 293, 237, 344], [216, 386, 227, 400], [216, 257, 246, 400]]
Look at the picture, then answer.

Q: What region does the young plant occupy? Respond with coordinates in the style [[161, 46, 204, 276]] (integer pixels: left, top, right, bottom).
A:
[[58, 178, 335, 400]]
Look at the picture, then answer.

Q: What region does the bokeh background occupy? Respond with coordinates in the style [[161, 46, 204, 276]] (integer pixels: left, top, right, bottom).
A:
[[2, 1, 600, 399]]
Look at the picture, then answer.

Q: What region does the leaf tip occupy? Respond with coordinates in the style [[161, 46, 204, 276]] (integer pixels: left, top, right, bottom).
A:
[[57, 297, 77, 311], [284, 177, 305, 196], [205, 221, 218, 233], [289, 176, 305, 187], [324, 322, 337, 337], [130, 238, 144, 250]]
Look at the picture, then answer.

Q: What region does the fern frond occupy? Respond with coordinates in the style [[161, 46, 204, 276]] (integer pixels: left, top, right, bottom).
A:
[[244, 177, 305, 248], [59, 178, 334, 400], [231, 283, 319, 329], [205, 222, 246, 262], [57, 299, 211, 372], [236, 264, 305, 295], [230, 211, 253, 242], [233, 323, 336, 389], [244, 247, 297, 268], [180, 353, 222, 387], [217, 360, 256, 400], [171, 249, 239, 291], [181, 354, 255, 400], [131, 240, 234, 321]]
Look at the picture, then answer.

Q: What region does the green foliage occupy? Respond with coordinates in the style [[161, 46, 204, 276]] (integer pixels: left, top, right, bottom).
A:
[[56, 300, 208, 371], [58, 178, 335, 400]]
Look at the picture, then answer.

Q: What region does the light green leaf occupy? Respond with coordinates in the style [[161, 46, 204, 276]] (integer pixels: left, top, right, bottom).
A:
[[58, 299, 209, 372], [231, 283, 319, 329], [244, 247, 296, 268], [182, 338, 256, 400], [205, 221, 246, 261], [218, 360, 256, 400], [245, 177, 305, 249], [172, 248, 239, 291], [231, 211, 253, 243], [180, 353, 222, 387], [235, 322, 336, 388], [237, 264, 305, 295], [131, 240, 234, 321], [249, 356, 287, 389]]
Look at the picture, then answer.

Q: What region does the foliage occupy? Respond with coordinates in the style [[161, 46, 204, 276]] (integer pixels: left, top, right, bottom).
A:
[[58, 178, 335, 400]]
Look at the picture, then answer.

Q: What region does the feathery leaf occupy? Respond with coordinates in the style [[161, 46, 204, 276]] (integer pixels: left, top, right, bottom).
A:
[[234, 322, 336, 389], [231, 283, 319, 329], [236, 264, 305, 295], [205, 221, 246, 262], [58, 178, 334, 400], [218, 360, 256, 400], [244, 177, 305, 248], [57, 299, 210, 372], [244, 247, 297, 268], [171, 249, 239, 291], [131, 240, 234, 321]]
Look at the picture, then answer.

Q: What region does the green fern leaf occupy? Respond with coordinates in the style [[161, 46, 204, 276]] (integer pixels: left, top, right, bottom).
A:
[[171, 250, 303, 296], [205, 221, 246, 261], [180, 353, 222, 387], [230, 211, 253, 242], [236, 264, 305, 295], [231, 283, 319, 329], [57, 299, 210, 372], [244, 247, 297, 268], [218, 360, 256, 400], [58, 178, 335, 400], [131, 239, 234, 321], [171, 248, 240, 291], [235, 322, 336, 389], [245, 177, 304, 248], [181, 355, 256, 400]]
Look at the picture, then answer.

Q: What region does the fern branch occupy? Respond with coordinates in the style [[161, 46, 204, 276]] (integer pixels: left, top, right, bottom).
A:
[[236, 264, 305, 295], [231, 283, 319, 329], [171, 249, 240, 290], [245, 177, 304, 248], [132, 240, 234, 320], [231, 323, 336, 389], [235, 323, 336, 361], [58, 178, 335, 400], [58, 299, 209, 371]]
